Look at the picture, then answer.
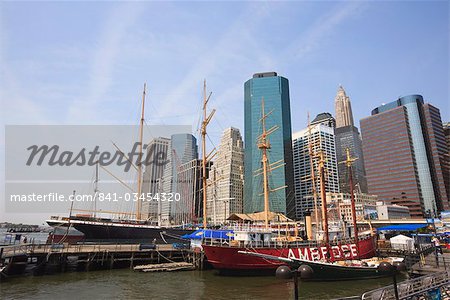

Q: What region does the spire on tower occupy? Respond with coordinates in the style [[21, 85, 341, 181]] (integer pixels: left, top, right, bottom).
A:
[[334, 85, 354, 128]]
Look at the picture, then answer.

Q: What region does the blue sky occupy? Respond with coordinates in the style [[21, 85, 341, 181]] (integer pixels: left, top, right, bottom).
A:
[[1, 1, 449, 223]]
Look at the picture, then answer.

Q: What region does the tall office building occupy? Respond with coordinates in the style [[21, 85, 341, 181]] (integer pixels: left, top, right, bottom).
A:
[[206, 127, 244, 224], [142, 137, 170, 222], [310, 112, 336, 128], [360, 95, 449, 217], [292, 123, 340, 219], [444, 122, 450, 150], [443, 122, 450, 204], [244, 72, 295, 219], [175, 158, 212, 225], [160, 133, 198, 225], [334, 86, 368, 194], [335, 85, 354, 128]]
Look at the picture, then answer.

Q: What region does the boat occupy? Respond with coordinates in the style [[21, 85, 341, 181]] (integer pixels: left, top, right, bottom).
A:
[[45, 221, 84, 244], [202, 229, 376, 272], [69, 216, 192, 244], [202, 102, 378, 273], [237, 250, 399, 281], [52, 84, 197, 243]]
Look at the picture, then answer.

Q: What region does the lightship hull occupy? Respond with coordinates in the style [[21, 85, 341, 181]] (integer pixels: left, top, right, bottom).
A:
[[203, 236, 377, 272]]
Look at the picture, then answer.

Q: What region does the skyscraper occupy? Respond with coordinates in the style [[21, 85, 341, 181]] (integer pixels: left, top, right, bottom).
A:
[[310, 112, 336, 128], [142, 137, 170, 222], [244, 72, 295, 219], [292, 123, 340, 219], [444, 122, 450, 150], [335, 85, 354, 128], [444, 122, 450, 202], [206, 127, 244, 224], [360, 95, 449, 217], [333, 86, 368, 194], [160, 133, 198, 225]]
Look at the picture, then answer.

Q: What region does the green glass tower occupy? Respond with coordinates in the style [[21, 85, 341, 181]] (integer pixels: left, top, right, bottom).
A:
[[244, 72, 295, 219]]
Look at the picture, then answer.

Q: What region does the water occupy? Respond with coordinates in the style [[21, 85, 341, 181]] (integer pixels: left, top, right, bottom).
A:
[[0, 228, 49, 245], [0, 228, 399, 299], [0, 269, 398, 300]]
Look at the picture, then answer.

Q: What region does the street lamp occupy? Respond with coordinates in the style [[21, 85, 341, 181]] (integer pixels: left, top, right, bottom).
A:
[[276, 264, 314, 300], [377, 261, 406, 300]]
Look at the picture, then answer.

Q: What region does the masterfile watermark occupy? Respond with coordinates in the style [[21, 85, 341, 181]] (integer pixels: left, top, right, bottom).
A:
[[5, 125, 191, 213], [26, 142, 169, 172], [9, 192, 181, 202]]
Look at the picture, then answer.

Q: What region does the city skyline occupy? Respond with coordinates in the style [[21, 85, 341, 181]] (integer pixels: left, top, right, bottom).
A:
[[1, 1, 449, 223]]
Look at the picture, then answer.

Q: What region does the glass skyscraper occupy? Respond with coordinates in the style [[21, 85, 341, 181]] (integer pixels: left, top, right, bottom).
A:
[[244, 72, 295, 219], [361, 95, 449, 217], [160, 133, 198, 225]]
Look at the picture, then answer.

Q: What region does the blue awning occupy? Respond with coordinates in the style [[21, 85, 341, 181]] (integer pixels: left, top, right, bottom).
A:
[[181, 229, 234, 240], [377, 224, 427, 231]]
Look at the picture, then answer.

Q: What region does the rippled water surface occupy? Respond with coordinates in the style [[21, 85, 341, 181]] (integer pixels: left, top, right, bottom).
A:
[[0, 268, 398, 300]]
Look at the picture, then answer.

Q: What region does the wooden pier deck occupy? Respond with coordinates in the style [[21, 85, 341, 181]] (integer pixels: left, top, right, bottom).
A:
[[1, 243, 202, 277]]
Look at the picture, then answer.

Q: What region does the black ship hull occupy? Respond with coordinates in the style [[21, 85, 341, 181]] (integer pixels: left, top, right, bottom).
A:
[[72, 221, 193, 244]]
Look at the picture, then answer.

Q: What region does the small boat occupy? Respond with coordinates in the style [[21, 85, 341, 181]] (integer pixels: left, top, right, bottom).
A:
[[238, 250, 399, 281]]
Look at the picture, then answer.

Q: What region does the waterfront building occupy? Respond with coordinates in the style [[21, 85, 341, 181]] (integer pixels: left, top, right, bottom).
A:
[[334, 86, 368, 194], [375, 202, 411, 220], [244, 72, 295, 219], [360, 95, 449, 217], [142, 137, 170, 222], [206, 127, 244, 224], [292, 123, 340, 219], [160, 133, 198, 225], [327, 192, 378, 223]]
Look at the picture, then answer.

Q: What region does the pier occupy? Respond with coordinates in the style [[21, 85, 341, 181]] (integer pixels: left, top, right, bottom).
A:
[[410, 251, 450, 276], [1, 243, 201, 277]]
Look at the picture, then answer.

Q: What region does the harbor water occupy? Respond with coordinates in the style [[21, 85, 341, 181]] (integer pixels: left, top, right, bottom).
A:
[[0, 228, 49, 245], [0, 268, 399, 300]]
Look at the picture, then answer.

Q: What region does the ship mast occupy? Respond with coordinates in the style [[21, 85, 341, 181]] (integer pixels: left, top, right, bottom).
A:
[[318, 150, 329, 247], [344, 148, 359, 255], [136, 83, 146, 221], [201, 80, 215, 229], [307, 113, 320, 239], [93, 161, 99, 218], [258, 99, 271, 229]]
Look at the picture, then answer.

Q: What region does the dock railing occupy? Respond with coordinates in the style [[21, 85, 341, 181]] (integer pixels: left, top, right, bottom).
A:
[[203, 233, 373, 249], [419, 252, 450, 270], [360, 271, 450, 300], [1, 243, 175, 257]]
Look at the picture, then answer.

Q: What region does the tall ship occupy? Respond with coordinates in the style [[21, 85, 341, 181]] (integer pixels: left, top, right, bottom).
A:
[[202, 101, 377, 272], [47, 83, 216, 243]]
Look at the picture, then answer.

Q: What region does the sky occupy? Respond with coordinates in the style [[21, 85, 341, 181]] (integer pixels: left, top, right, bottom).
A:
[[1, 1, 449, 224]]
